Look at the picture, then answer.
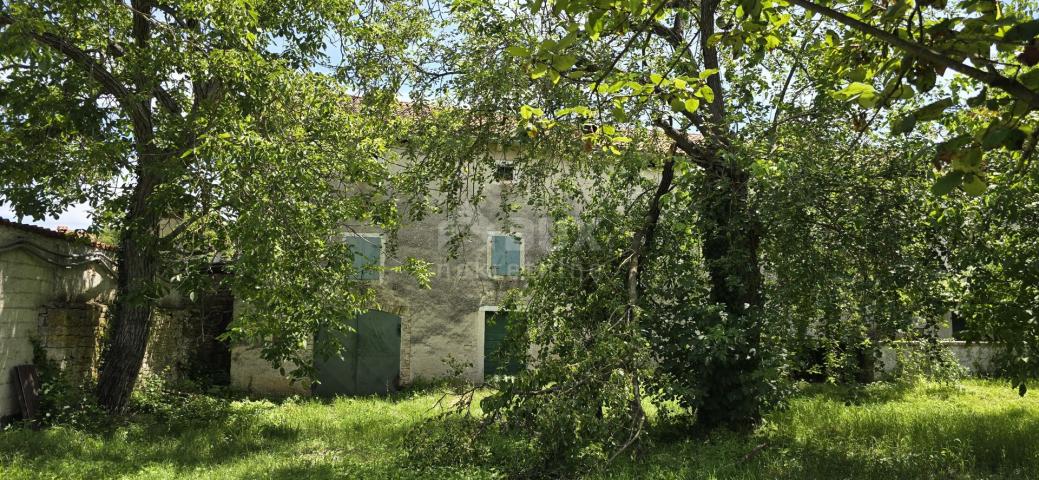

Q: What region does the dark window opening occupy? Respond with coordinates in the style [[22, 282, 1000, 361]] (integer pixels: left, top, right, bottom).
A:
[[494, 163, 515, 182], [951, 312, 967, 340]]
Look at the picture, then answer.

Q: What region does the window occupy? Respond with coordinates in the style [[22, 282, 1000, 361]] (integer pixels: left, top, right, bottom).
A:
[[494, 163, 516, 182], [488, 232, 523, 277], [345, 233, 383, 281]]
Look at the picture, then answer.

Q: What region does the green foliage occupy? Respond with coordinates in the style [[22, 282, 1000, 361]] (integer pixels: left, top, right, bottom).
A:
[[888, 340, 968, 386], [28, 340, 107, 430], [936, 145, 1039, 392], [399, 0, 1039, 463], [0, 0, 436, 384]]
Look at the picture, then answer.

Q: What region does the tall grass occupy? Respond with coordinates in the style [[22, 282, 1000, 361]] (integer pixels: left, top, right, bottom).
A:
[[0, 380, 1035, 479]]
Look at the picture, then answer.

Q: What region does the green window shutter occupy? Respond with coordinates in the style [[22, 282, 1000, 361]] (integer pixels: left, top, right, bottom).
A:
[[491, 234, 522, 277], [346, 235, 381, 281]]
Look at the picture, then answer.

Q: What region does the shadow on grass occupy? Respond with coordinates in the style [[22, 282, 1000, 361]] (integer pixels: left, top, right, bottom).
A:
[[0, 394, 438, 479]]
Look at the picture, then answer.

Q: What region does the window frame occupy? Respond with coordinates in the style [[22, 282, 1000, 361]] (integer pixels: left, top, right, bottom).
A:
[[344, 232, 385, 282], [487, 231, 524, 279]]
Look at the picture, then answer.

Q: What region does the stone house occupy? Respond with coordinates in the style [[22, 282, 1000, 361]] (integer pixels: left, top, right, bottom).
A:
[[230, 166, 554, 395], [1, 168, 998, 409]]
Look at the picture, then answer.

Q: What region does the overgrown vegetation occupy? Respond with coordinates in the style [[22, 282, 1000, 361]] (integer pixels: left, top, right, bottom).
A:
[[4, 0, 1039, 473], [1, 380, 1036, 479]]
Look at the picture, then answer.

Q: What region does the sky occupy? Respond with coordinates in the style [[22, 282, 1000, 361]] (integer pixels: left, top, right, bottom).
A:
[[0, 201, 94, 230]]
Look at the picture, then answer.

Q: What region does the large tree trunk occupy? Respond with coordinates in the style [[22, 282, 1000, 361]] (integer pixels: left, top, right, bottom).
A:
[[694, 155, 764, 429], [97, 181, 161, 411], [96, 159, 163, 412]]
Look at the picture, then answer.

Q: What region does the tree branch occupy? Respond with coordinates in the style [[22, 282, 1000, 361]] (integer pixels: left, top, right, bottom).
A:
[[653, 118, 711, 169], [698, 0, 727, 125], [154, 85, 182, 116], [789, 0, 1039, 108], [0, 9, 155, 138]]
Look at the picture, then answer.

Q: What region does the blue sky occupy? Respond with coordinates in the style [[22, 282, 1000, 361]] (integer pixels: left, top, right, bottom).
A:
[[0, 202, 94, 230]]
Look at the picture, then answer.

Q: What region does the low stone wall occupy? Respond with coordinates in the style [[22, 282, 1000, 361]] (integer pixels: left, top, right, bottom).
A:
[[37, 302, 109, 383], [879, 340, 998, 376], [2, 219, 232, 420]]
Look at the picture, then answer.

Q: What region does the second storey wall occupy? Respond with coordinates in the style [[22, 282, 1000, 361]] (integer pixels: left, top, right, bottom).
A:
[[372, 181, 552, 384]]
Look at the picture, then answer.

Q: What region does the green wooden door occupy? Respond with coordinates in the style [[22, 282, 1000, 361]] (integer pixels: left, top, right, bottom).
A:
[[483, 310, 524, 377], [314, 310, 400, 396]]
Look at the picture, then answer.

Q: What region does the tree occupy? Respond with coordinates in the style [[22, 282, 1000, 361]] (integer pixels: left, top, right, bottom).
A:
[[378, 3, 1039, 463], [0, 0, 427, 411]]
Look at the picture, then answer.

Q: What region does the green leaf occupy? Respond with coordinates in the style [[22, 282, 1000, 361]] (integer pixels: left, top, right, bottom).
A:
[[628, 0, 643, 15], [506, 46, 531, 58], [548, 69, 561, 84], [1004, 20, 1039, 43], [684, 97, 700, 112], [932, 170, 964, 195], [961, 173, 987, 196], [857, 92, 879, 108], [650, 73, 664, 85], [557, 32, 579, 50], [951, 148, 983, 171], [520, 105, 535, 119], [552, 54, 577, 72], [699, 69, 719, 80], [670, 97, 686, 112], [1019, 69, 1039, 90], [914, 98, 954, 121], [891, 114, 916, 135], [673, 78, 687, 90], [912, 68, 937, 92], [839, 81, 876, 98], [982, 126, 1027, 150], [696, 86, 715, 103], [531, 63, 548, 79]]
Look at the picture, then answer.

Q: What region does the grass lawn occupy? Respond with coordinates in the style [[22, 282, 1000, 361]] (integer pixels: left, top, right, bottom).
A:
[[1, 379, 1037, 479]]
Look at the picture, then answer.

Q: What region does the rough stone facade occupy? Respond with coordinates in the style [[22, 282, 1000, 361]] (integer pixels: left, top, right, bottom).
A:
[[230, 177, 552, 394], [37, 302, 109, 382], [359, 180, 552, 385]]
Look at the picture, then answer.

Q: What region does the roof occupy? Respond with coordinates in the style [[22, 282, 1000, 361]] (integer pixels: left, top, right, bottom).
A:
[[0, 217, 118, 251]]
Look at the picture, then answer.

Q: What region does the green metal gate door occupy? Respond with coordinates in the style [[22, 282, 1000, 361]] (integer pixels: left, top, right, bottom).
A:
[[484, 310, 525, 377], [314, 310, 401, 396]]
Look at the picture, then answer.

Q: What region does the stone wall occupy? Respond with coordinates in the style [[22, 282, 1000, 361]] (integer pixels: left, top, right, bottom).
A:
[[879, 340, 999, 376], [1, 219, 232, 419], [37, 302, 109, 382], [230, 344, 312, 396], [0, 221, 116, 419]]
